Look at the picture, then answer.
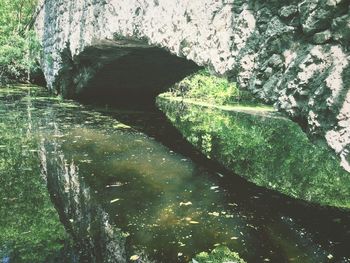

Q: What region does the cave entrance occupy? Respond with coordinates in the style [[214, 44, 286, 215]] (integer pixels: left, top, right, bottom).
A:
[[76, 40, 200, 110]]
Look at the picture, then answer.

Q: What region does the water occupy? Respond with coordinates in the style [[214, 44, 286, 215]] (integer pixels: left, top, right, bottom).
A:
[[1, 86, 350, 263], [156, 96, 350, 209], [0, 87, 71, 263]]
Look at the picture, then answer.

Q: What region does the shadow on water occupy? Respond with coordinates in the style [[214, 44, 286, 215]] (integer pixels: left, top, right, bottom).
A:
[[1, 86, 350, 263]]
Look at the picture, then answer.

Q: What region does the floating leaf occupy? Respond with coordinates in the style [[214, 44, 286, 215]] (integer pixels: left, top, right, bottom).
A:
[[80, 159, 92, 163], [110, 198, 120, 203], [208, 212, 220, 217], [106, 181, 125, 188], [130, 255, 140, 261], [122, 232, 130, 237], [216, 172, 224, 178], [113, 123, 131, 129]]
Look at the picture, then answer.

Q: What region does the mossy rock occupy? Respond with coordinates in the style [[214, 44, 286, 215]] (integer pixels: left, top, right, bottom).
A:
[[193, 246, 246, 263]]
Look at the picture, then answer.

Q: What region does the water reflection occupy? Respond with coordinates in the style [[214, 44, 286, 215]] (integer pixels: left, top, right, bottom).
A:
[[38, 89, 350, 262], [0, 86, 68, 263], [1, 86, 350, 263], [157, 97, 350, 209], [40, 141, 126, 263]]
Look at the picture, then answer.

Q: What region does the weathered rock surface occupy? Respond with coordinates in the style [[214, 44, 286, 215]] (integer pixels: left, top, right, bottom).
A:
[[35, 0, 350, 171]]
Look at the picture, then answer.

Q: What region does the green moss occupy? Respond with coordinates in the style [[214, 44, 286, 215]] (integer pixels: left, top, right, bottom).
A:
[[157, 96, 350, 209], [193, 246, 246, 263], [164, 69, 257, 105]]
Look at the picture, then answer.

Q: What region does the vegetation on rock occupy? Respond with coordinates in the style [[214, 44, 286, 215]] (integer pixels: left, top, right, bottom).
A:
[[164, 70, 258, 105]]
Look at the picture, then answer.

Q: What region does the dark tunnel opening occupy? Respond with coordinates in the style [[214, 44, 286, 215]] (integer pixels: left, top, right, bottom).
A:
[[77, 46, 200, 110]]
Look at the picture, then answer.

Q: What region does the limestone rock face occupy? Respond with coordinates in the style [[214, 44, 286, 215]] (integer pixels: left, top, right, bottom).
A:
[[35, 0, 350, 171]]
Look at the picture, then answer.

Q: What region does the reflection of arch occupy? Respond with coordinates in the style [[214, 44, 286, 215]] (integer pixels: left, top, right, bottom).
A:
[[39, 140, 126, 263]]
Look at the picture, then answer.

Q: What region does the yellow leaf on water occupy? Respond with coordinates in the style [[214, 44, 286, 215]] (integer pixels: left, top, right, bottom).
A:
[[113, 123, 131, 129], [130, 255, 140, 261], [208, 212, 220, 217]]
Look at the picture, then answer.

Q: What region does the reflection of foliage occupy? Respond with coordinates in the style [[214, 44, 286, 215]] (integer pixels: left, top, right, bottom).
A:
[[0, 87, 68, 262], [193, 246, 246, 263], [201, 134, 212, 158], [157, 97, 350, 208], [165, 69, 256, 105]]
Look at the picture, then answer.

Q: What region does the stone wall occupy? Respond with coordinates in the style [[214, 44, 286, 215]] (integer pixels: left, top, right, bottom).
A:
[[35, 0, 350, 171]]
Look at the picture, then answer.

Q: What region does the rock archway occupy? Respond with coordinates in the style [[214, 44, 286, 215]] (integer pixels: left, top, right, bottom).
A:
[[35, 0, 350, 170]]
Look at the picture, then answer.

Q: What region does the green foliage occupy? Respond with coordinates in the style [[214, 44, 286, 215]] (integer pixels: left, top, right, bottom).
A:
[[0, 86, 68, 262], [193, 246, 246, 263], [165, 69, 256, 105], [0, 0, 40, 84], [157, 96, 350, 208], [0, 0, 37, 34]]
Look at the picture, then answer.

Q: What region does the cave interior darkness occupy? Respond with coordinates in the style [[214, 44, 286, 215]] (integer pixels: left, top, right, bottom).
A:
[[77, 44, 201, 110]]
